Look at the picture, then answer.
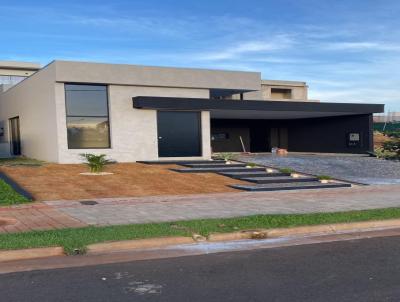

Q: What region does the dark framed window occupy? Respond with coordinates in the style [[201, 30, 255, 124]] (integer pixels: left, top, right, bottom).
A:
[[65, 84, 111, 149], [271, 88, 292, 99]]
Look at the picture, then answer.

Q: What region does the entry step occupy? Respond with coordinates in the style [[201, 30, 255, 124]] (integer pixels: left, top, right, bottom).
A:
[[137, 160, 226, 165], [230, 182, 352, 192], [219, 171, 290, 179], [170, 167, 266, 173], [181, 163, 247, 168], [242, 176, 318, 184]]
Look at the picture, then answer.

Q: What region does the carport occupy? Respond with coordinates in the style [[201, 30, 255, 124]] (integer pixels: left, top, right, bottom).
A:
[[133, 97, 384, 155]]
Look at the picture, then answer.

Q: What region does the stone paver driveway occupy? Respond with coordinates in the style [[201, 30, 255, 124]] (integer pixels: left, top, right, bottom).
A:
[[44, 184, 400, 226], [0, 203, 86, 233], [2, 184, 400, 233], [238, 154, 400, 185]]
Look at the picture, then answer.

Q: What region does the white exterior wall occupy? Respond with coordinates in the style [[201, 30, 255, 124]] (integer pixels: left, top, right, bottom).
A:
[[0, 64, 59, 161], [0, 60, 262, 163], [55, 84, 211, 163]]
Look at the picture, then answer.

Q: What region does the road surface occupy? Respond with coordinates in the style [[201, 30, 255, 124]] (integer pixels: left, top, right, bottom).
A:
[[2, 235, 400, 301]]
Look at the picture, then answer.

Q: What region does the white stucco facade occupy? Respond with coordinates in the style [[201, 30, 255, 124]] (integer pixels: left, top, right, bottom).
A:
[[0, 60, 260, 163]]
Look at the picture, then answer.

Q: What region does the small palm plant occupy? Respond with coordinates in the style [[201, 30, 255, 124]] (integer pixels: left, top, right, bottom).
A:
[[80, 153, 111, 173]]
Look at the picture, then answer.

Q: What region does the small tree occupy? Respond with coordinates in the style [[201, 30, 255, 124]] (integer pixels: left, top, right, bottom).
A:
[[80, 153, 112, 173]]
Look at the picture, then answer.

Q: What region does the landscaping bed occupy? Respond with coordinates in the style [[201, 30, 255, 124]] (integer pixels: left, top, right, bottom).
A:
[[2, 207, 400, 254], [0, 162, 246, 201]]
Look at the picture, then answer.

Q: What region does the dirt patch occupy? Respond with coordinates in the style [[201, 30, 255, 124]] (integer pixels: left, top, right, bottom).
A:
[[374, 132, 392, 148], [0, 163, 246, 201]]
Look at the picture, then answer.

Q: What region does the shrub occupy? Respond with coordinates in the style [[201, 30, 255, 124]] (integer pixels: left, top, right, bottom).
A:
[[279, 167, 294, 174], [317, 175, 332, 180], [80, 153, 112, 173], [384, 131, 400, 139], [375, 139, 400, 160], [216, 152, 235, 162]]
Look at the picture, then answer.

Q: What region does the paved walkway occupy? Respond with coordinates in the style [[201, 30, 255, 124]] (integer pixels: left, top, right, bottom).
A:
[[2, 185, 400, 233], [0, 203, 86, 233], [45, 185, 400, 226]]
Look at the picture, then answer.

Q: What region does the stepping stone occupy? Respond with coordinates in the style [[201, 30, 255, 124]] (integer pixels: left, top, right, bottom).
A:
[[170, 167, 266, 173], [242, 176, 318, 184], [219, 171, 290, 179], [182, 163, 246, 168], [230, 182, 352, 192]]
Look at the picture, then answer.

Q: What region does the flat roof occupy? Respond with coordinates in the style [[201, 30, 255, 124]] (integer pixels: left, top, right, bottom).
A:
[[52, 60, 262, 91], [261, 79, 307, 87], [0, 61, 41, 71], [132, 96, 384, 120]]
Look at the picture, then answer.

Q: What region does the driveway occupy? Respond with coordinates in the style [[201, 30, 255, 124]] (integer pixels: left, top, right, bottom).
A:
[[237, 153, 400, 185]]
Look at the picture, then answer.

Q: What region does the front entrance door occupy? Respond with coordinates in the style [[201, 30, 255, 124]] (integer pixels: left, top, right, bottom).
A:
[[270, 127, 288, 149], [9, 117, 21, 156], [157, 111, 202, 157]]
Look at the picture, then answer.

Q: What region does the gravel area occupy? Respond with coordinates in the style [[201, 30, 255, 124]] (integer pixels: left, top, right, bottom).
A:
[[238, 154, 400, 185]]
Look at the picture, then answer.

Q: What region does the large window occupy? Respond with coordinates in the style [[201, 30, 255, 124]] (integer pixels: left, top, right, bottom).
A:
[[65, 84, 110, 149]]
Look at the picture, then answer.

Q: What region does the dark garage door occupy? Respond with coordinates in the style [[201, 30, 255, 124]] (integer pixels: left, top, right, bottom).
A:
[[157, 111, 202, 157]]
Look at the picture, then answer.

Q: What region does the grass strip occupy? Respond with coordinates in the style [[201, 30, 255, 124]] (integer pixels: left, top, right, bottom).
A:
[[0, 179, 30, 205], [2, 207, 400, 254], [0, 157, 44, 167]]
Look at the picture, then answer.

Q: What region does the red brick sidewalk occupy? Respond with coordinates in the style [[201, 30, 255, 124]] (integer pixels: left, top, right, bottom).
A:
[[0, 203, 87, 234]]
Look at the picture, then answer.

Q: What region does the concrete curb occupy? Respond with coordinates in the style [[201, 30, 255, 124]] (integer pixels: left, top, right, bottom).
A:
[[86, 236, 195, 255], [208, 219, 400, 242], [0, 247, 64, 262], [3, 219, 400, 262]]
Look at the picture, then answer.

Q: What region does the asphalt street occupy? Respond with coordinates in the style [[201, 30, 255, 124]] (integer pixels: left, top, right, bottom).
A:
[[2, 235, 400, 301]]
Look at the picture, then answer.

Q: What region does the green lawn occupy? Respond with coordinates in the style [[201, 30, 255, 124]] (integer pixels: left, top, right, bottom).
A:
[[2, 207, 400, 254], [0, 179, 30, 205], [0, 157, 44, 166]]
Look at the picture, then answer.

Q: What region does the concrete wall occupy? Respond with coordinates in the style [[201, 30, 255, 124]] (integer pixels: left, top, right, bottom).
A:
[[261, 80, 308, 101], [0, 64, 59, 161], [0, 61, 40, 77], [0, 60, 266, 163], [0, 69, 37, 77], [54, 60, 261, 92], [55, 84, 211, 163]]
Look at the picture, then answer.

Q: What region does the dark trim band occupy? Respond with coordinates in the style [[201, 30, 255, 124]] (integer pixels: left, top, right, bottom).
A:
[[132, 96, 384, 114]]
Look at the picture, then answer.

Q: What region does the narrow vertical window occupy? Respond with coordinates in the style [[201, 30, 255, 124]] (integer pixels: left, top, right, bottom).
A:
[[65, 84, 110, 149]]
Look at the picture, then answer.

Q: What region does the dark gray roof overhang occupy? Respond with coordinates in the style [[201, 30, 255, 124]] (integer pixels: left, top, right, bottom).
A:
[[132, 96, 385, 120]]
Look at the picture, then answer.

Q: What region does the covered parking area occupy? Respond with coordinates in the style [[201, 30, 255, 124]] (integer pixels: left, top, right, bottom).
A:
[[133, 97, 384, 155]]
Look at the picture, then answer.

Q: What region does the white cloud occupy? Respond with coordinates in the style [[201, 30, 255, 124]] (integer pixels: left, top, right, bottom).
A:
[[193, 35, 295, 61], [323, 41, 400, 51]]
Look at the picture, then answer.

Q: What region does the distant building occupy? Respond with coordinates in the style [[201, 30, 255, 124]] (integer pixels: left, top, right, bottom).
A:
[[0, 61, 40, 93], [374, 112, 400, 123]]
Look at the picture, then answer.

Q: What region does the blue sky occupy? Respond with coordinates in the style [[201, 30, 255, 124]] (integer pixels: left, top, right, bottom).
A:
[[1, 0, 400, 111]]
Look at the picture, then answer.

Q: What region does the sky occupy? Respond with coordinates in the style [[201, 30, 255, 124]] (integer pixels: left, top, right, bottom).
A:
[[1, 0, 400, 111]]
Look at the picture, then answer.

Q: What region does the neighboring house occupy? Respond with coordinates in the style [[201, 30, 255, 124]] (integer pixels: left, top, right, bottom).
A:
[[0, 60, 384, 163], [0, 61, 41, 157]]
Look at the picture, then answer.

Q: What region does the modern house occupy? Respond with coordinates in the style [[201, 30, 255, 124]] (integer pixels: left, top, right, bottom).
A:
[[0, 60, 384, 163]]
